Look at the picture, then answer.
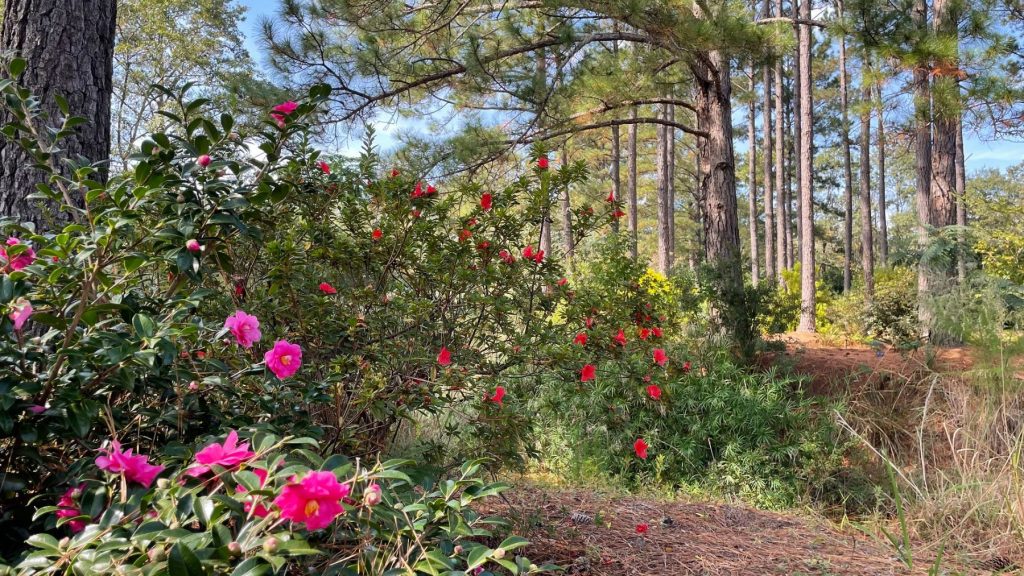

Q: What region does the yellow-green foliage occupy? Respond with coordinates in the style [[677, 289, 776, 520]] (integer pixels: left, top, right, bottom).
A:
[[974, 231, 1024, 285]]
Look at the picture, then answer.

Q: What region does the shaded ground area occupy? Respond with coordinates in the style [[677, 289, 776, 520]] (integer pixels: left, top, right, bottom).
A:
[[765, 332, 974, 395], [483, 485, 920, 575]]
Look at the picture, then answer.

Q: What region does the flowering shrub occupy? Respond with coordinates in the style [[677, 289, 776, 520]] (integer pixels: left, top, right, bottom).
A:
[[534, 242, 841, 507], [4, 432, 550, 575]]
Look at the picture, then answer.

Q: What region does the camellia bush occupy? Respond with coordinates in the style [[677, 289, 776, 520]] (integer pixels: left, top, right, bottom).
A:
[[0, 53, 607, 570], [8, 430, 548, 575]]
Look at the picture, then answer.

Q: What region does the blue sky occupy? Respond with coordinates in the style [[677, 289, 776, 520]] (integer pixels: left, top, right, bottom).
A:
[[236, 0, 1023, 171]]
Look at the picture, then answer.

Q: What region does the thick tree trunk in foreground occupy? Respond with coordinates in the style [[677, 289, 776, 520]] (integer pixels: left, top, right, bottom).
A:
[[876, 83, 889, 266], [0, 0, 117, 228], [930, 0, 957, 232], [796, 0, 816, 333], [838, 14, 854, 293], [913, 0, 934, 337], [859, 73, 875, 301], [627, 106, 638, 259], [748, 88, 760, 286]]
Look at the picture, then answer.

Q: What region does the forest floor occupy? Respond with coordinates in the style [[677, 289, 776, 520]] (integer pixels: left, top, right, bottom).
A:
[[489, 334, 1012, 575]]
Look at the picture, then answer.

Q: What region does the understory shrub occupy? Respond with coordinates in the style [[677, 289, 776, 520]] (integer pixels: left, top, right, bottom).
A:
[[824, 267, 918, 345], [2, 431, 550, 575]]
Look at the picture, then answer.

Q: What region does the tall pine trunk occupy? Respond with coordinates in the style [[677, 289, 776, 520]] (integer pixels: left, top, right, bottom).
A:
[[669, 103, 677, 268], [792, 18, 802, 271], [773, 18, 786, 281], [610, 125, 621, 234], [627, 106, 639, 259], [859, 69, 875, 300], [748, 82, 760, 286], [838, 9, 854, 293], [930, 0, 957, 231], [912, 0, 934, 337], [955, 116, 967, 282], [796, 0, 816, 332], [876, 83, 889, 266], [762, 0, 776, 283], [656, 103, 671, 274], [560, 145, 575, 268], [0, 0, 117, 227]]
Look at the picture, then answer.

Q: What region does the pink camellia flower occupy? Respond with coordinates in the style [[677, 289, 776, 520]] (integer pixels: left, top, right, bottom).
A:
[[184, 430, 256, 477], [580, 364, 596, 382], [319, 282, 338, 295], [9, 298, 32, 332], [185, 239, 202, 253], [265, 340, 302, 379], [270, 101, 298, 127], [224, 310, 261, 349], [646, 384, 662, 400], [437, 346, 451, 367], [237, 468, 270, 517], [197, 154, 212, 168], [95, 441, 165, 487], [363, 483, 382, 507], [480, 193, 493, 211], [318, 161, 330, 174], [653, 348, 668, 367], [27, 404, 46, 415], [633, 438, 649, 460], [1, 237, 36, 271], [489, 386, 505, 406], [56, 484, 88, 533], [273, 470, 350, 531]]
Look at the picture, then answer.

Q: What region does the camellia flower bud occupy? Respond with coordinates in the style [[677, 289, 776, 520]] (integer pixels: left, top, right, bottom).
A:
[[156, 478, 170, 489], [185, 239, 201, 253], [197, 155, 212, 168], [227, 541, 242, 557], [263, 537, 279, 553], [363, 483, 382, 507], [493, 548, 506, 560], [148, 547, 166, 562]]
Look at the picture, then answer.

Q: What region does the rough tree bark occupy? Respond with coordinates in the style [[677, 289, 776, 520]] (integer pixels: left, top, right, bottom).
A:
[[796, 0, 816, 332], [762, 0, 776, 283], [912, 0, 933, 337], [773, 17, 786, 281], [876, 82, 889, 266], [560, 144, 574, 268], [627, 106, 638, 259], [668, 103, 676, 268], [930, 0, 957, 231], [748, 78, 760, 286], [0, 0, 117, 228], [791, 4, 802, 271], [838, 4, 854, 293], [784, 96, 794, 270], [656, 103, 671, 274], [859, 68, 875, 300]]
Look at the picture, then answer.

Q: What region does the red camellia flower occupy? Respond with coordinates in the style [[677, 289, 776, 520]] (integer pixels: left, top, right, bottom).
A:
[[390, 169, 400, 178], [638, 327, 651, 340], [480, 193, 492, 211], [411, 209, 421, 219], [522, 245, 544, 263], [522, 245, 535, 260], [459, 229, 472, 242], [412, 182, 425, 198], [437, 347, 452, 367], [613, 329, 627, 347], [653, 348, 668, 367], [537, 156, 549, 170], [633, 438, 649, 459], [606, 191, 615, 203], [319, 282, 337, 295], [234, 282, 245, 298], [585, 317, 595, 329], [652, 327, 663, 338], [318, 161, 330, 174], [646, 384, 662, 400], [683, 360, 692, 372], [557, 278, 568, 287], [611, 210, 626, 220], [636, 523, 649, 534], [372, 228, 383, 240], [489, 386, 505, 406], [573, 333, 588, 346], [426, 184, 437, 196], [499, 249, 515, 264], [476, 241, 491, 251], [580, 364, 596, 382]]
